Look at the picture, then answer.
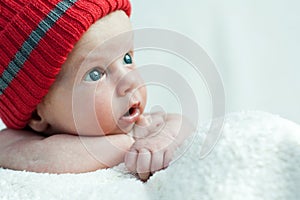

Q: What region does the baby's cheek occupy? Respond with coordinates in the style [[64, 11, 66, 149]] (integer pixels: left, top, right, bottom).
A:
[[139, 87, 147, 113], [95, 103, 116, 134]]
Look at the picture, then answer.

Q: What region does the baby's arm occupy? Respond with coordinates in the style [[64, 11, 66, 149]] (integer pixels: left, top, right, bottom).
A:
[[0, 129, 133, 173], [125, 113, 195, 181]]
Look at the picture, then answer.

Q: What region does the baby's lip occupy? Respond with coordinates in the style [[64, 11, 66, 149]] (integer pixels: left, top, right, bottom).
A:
[[120, 102, 141, 124]]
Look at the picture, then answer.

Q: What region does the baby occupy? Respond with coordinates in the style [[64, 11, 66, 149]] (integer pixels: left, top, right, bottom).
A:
[[0, 0, 194, 181]]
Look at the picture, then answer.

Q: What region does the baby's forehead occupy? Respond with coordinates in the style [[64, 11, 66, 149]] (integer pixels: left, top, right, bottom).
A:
[[60, 11, 134, 76]]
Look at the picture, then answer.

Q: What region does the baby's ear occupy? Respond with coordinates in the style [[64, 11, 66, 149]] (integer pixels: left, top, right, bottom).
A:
[[28, 110, 49, 132]]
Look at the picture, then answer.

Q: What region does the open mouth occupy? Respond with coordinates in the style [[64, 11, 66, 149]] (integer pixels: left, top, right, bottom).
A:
[[124, 106, 137, 117], [120, 102, 141, 123]]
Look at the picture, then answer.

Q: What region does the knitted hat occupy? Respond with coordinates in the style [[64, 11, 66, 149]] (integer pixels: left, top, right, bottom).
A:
[[0, 0, 131, 129]]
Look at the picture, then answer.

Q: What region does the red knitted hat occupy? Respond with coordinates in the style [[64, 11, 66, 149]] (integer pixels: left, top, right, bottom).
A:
[[0, 0, 131, 129]]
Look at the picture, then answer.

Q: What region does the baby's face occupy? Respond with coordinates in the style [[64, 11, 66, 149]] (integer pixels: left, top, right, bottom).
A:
[[34, 11, 147, 136]]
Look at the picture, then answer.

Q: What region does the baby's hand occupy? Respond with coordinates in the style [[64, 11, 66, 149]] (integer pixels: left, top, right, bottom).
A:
[[125, 112, 194, 181]]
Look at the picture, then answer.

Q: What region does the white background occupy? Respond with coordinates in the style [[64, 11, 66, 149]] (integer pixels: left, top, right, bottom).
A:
[[131, 0, 300, 124]]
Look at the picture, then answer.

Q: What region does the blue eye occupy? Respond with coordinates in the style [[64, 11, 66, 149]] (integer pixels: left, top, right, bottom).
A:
[[84, 68, 104, 82], [123, 53, 132, 65]]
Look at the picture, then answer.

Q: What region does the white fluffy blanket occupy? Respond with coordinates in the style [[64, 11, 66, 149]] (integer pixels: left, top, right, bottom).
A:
[[0, 111, 299, 200]]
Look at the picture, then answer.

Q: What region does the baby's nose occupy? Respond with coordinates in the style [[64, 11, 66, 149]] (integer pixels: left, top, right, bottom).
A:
[[116, 69, 140, 96]]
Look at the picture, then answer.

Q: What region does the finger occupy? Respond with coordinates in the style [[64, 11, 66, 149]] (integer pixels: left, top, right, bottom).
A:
[[150, 150, 164, 173], [124, 149, 138, 172], [133, 115, 151, 139], [138, 172, 151, 182], [163, 149, 174, 169], [136, 114, 151, 126], [136, 148, 151, 174]]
